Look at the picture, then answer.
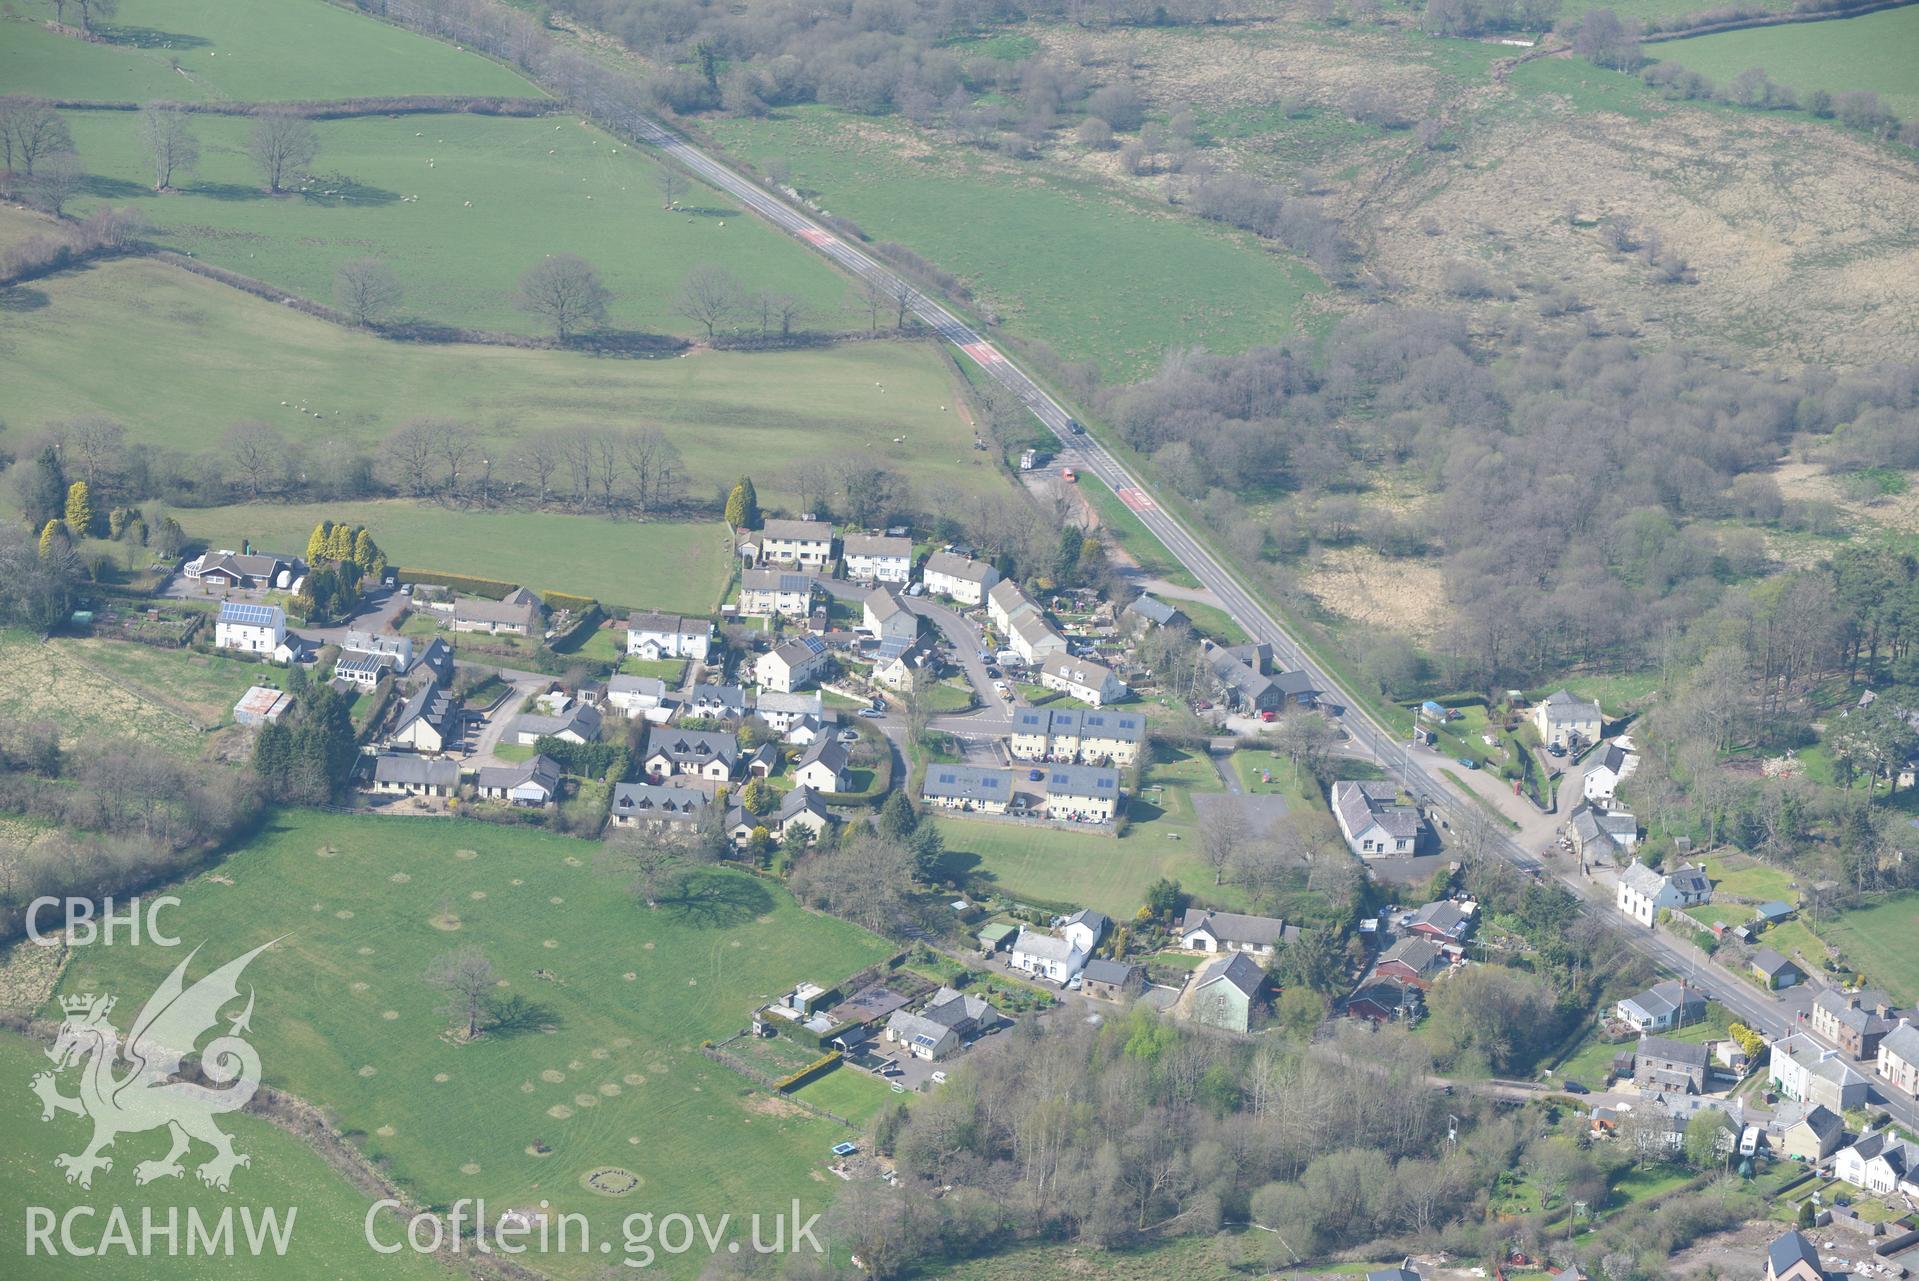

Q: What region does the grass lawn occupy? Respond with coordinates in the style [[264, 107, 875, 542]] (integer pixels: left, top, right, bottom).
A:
[[57, 109, 853, 341], [1077, 475, 1201, 589], [706, 106, 1323, 380], [0, 1032, 452, 1281], [1659, 7, 1919, 118], [1701, 852, 1799, 904], [0, 0, 536, 101], [621, 656, 689, 682], [922, 679, 978, 713], [1554, 1003, 1732, 1086], [1173, 597, 1249, 645], [1760, 919, 1832, 972], [1819, 891, 1919, 1005], [52, 810, 891, 1281], [787, 1063, 897, 1126], [2, 258, 1005, 515], [1604, 1164, 1696, 1214], [180, 501, 731, 615]]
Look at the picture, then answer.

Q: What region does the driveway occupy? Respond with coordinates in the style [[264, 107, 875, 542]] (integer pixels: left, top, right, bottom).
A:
[[904, 595, 1000, 709]]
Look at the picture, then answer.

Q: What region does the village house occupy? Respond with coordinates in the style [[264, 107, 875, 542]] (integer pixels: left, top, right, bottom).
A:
[[388, 684, 461, 754], [1346, 976, 1424, 1024], [214, 601, 286, 655], [1008, 611, 1067, 665], [755, 518, 836, 568], [450, 587, 542, 636], [1121, 593, 1186, 633], [1331, 781, 1425, 858], [872, 636, 936, 692], [273, 632, 318, 667], [1043, 763, 1123, 823], [184, 547, 302, 591], [685, 684, 748, 722], [474, 755, 562, 808], [369, 753, 458, 798], [986, 579, 1038, 632], [1188, 952, 1265, 1033], [884, 1010, 960, 1061], [756, 633, 830, 694], [1038, 653, 1129, 707], [625, 612, 713, 663], [1751, 948, 1805, 990], [415, 636, 454, 686], [1583, 739, 1639, 805], [1059, 909, 1110, 955], [921, 551, 999, 604], [1179, 908, 1290, 958], [1614, 979, 1706, 1033], [1532, 688, 1604, 749], [922, 986, 1003, 1041], [1372, 936, 1453, 988], [1834, 1128, 1919, 1196], [1877, 1019, 1919, 1095], [1008, 927, 1087, 983], [1770, 1032, 1869, 1112], [610, 781, 712, 830], [921, 765, 1019, 815], [752, 689, 824, 734], [793, 738, 850, 792], [724, 785, 835, 847], [1776, 1105, 1846, 1163], [1080, 959, 1145, 1002], [1813, 990, 1902, 1059], [739, 568, 817, 618], [1404, 899, 1477, 944], [862, 588, 919, 644], [1008, 706, 1147, 767], [232, 685, 292, 728], [1635, 1034, 1710, 1094], [1204, 642, 1281, 714], [334, 631, 413, 690], [1571, 803, 1641, 860], [841, 533, 913, 585], [645, 729, 739, 781], [606, 674, 670, 719], [333, 649, 389, 691], [512, 700, 601, 746], [1765, 1231, 1827, 1281], [1616, 859, 1711, 928]]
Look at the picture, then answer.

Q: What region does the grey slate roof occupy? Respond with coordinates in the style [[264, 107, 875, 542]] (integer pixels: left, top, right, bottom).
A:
[[1044, 763, 1121, 797], [612, 782, 712, 817], [758, 518, 834, 543], [1766, 1229, 1822, 1279], [1637, 1035, 1709, 1068], [1751, 947, 1799, 978], [742, 568, 816, 594], [1082, 959, 1140, 987], [1333, 780, 1423, 840], [1195, 951, 1265, 999], [923, 550, 995, 584], [1123, 594, 1182, 626], [1538, 688, 1602, 722], [372, 753, 457, 788], [1881, 1020, 1919, 1064], [798, 737, 849, 776], [1180, 908, 1289, 949], [1011, 928, 1083, 964], [922, 765, 1014, 804], [476, 754, 562, 796]]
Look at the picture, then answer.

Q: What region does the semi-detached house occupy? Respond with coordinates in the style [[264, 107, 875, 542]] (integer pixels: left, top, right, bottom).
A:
[[921, 551, 998, 604], [841, 533, 913, 584], [756, 518, 835, 568], [1615, 859, 1710, 928]]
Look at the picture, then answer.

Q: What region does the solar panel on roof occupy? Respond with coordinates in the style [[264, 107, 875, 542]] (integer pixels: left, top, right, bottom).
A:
[[219, 602, 281, 626]]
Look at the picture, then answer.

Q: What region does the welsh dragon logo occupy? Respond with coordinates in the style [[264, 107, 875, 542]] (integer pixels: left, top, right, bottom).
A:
[[31, 940, 277, 1192]]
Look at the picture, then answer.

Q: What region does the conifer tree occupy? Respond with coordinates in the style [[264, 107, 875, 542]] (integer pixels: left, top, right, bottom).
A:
[[63, 482, 93, 539]]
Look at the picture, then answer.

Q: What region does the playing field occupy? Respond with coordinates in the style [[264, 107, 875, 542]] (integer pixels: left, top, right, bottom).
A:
[[1818, 891, 1919, 1006], [1659, 7, 1919, 118], [56, 109, 852, 340], [49, 811, 890, 1280], [178, 502, 730, 615], [705, 107, 1324, 380], [0, 1032, 453, 1280], [0, 0, 535, 101], [2, 258, 1003, 511]]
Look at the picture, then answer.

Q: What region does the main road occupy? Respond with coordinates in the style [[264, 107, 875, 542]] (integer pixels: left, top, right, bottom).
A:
[[618, 114, 1919, 1131]]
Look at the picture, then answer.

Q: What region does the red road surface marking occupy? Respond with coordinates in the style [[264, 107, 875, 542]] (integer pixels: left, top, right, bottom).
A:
[[1117, 487, 1156, 513], [798, 227, 837, 247], [960, 341, 1006, 366]]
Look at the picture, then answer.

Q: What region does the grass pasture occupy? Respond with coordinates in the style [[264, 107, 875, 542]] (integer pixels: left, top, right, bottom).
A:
[[2, 257, 1004, 513], [59, 109, 852, 340], [50, 811, 890, 1280], [0, 0, 535, 102], [1659, 7, 1919, 119], [0, 1032, 450, 1281], [1819, 892, 1919, 1006]]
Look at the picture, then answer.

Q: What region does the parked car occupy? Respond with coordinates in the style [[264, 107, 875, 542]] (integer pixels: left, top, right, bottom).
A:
[[1457, 757, 1479, 769], [929, 1071, 948, 1085], [857, 706, 885, 718], [1562, 1080, 1590, 1095], [1259, 710, 1277, 723], [837, 729, 861, 744]]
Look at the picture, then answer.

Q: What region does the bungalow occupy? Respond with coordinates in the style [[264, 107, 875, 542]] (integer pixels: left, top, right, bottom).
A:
[[1765, 1229, 1827, 1281], [474, 755, 562, 807], [388, 684, 460, 754], [606, 674, 670, 718], [1834, 1129, 1919, 1196], [1059, 909, 1110, 955], [1751, 948, 1804, 990], [1583, 740, 1639, 804], [1008, 706, 1146, 766], [610, 781, 712, 830], [1008, 927, 1087, 983], [1346, 976, 1424, 1024], [214, 601, 285, 655], [921, 765, 1017, 815], [1571, 803, 1641, 860], [1121, 593, 1186, 633], [752, 689, 824, 734], [739, 569, 817, 618], [1812, 989, 1901, 1060], [1189, 952, 1265, 1033], [884, 1010, 959, 1061], [185, 548, 301, 591], [369, 752, 458, 798], [1770, 1032, 1868, 1112], [1533, 688, 1603, 749], [1614, 978, 1706, 1033], [1331, 781, 1424, 858], [1777, 1104, 1846, 1163], [333, 649, 389, 691], [1043, 763, 1122, 823], [861, 588, 919, 644], [793, 738, 850, 792], [335, 631, 413, 688], [986, 579, 1038, 632], [920, 985, 1003, 1041], [921, 551, 999, 604], [232, 685, 292, 727], [1038, 653, 1129, 707], [1877, 1019, 1919, 1095], [1178, 909, 1289, 958], [1404, 899, 1476, 944], [1616, 859, 1710, 928], [1081, 959, 1145, 1002], [450, 587, 542, 636], [756, 518, 835, 569], [1373, 936, 1451, 987], [841, 533, 913, 585], [1007, 611, 1067, 665], [685, 684, 749, 722], [625, 612, 713, 663], [645, 729, 739, 782], [756, 633, 830, 694], [1635, 1034, 1709, 1094], [512, 701, 602, 746]]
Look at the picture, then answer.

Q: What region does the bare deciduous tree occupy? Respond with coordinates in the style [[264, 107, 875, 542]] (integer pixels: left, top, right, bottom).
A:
[[383, 419, 441, 497], [137, 104, 197, 191], [74, 0, 117, 31], [514, 254, 610, 341], [601, 828, 706, 908], [674, 263, 742, 342], [515, 429, 564, 505], [63, 415, 125, 489], [29, 152, 83, 217], [424, 946, 495, 1040], [221, 421, 285, 499], [1198, 798, 1248, 886], [436, 421, 477, 497], [247, 111, 317, 194], [333, 257, 402, 327], [771, 292, 806, 339], [0, 97, 73, 176]]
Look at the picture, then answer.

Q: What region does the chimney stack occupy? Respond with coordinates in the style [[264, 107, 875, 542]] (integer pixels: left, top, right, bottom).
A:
[[1847, 992, 1861, 1010]]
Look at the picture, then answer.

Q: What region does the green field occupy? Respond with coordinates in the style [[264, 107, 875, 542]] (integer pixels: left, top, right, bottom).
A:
[[57, 109, 852, 340], [2, 258, 1003, 512], [50, 811, 889, 1280], [706, 107, 1324, 379], [786, 1063, 897, 1125], [179, 501, 730, 615], [1700, 853, 1799, 904], [1659, 7, 1919, 118], [0, 0, 534, 102], [0, 1032, 451, 1281], [1819, 892, 1919, 1006]]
